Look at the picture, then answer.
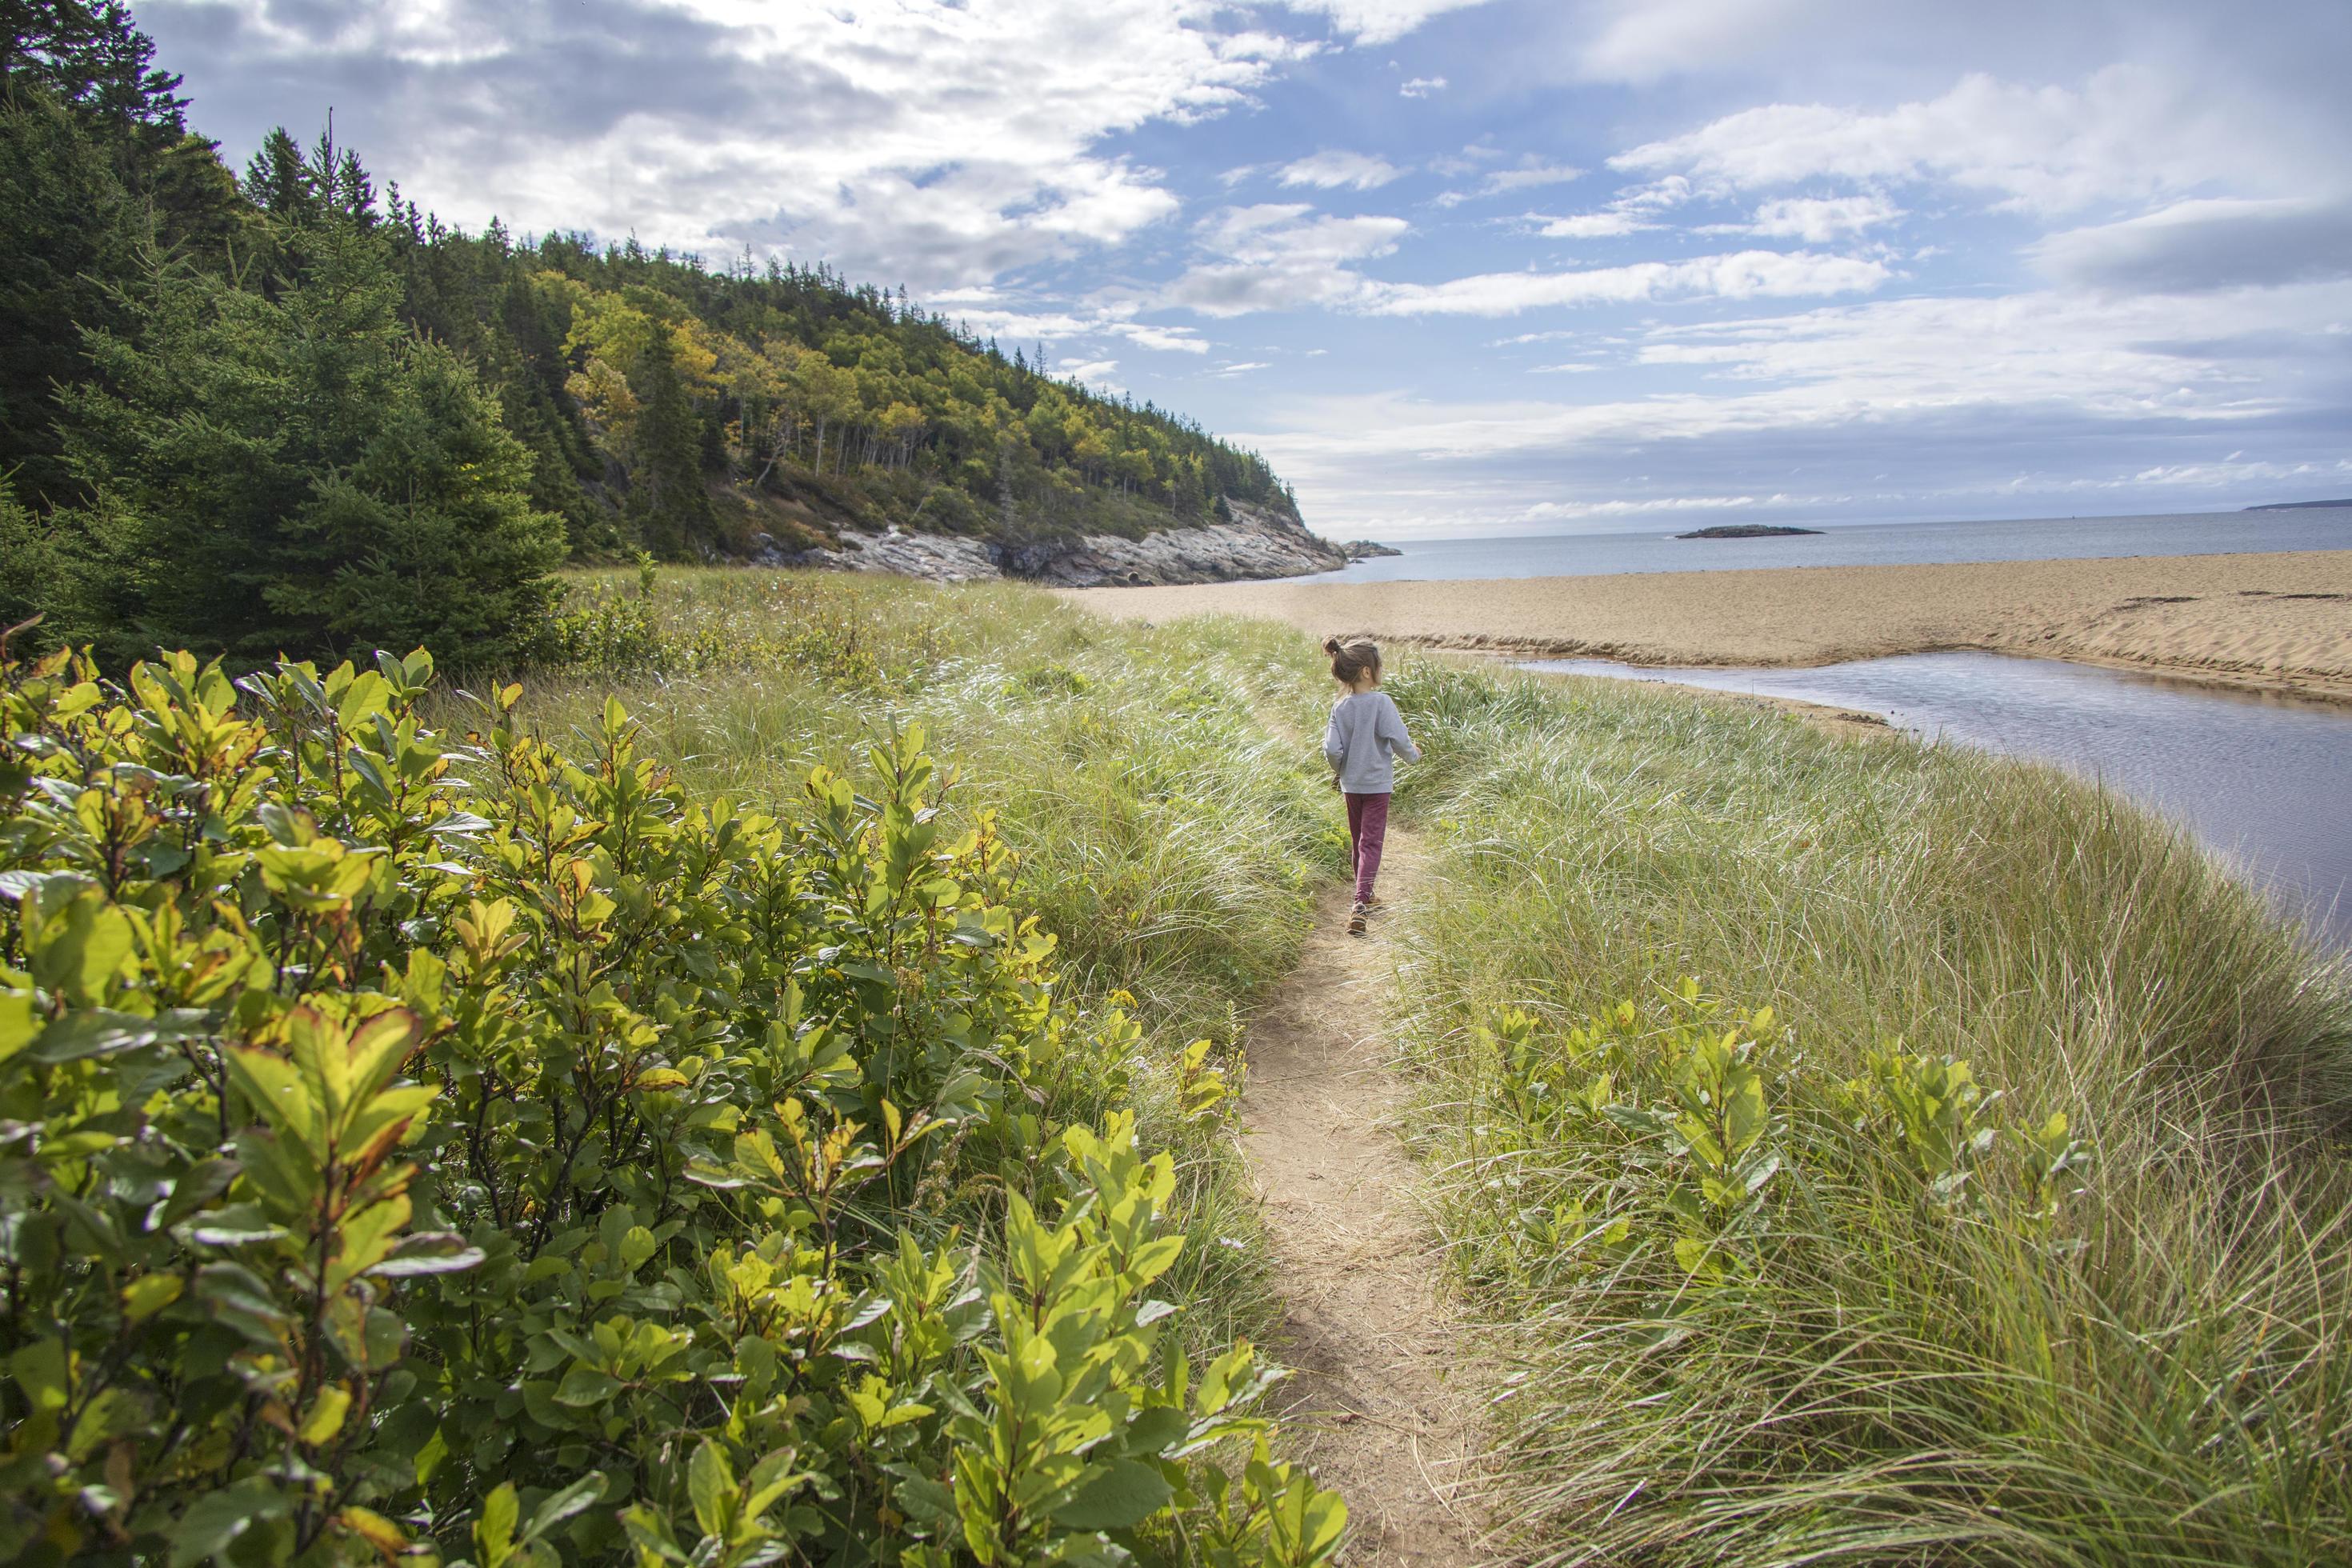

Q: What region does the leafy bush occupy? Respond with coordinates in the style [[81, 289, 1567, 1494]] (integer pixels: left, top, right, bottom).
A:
[[0, 642, 1342, 1566]]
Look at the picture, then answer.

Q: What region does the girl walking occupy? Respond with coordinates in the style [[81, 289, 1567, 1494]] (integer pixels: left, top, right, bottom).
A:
[[1322, 637, 1420, 936]]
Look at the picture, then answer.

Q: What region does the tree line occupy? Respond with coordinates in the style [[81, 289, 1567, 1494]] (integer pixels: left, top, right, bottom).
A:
[[0, 2, 1298, 669]]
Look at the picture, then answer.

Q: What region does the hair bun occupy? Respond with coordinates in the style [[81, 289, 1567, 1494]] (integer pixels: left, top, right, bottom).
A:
[[1322, 636, 1342, 654]]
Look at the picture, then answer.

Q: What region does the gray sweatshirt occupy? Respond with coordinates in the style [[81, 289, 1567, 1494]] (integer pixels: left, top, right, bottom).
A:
[[1323, 690, 1420, 794]]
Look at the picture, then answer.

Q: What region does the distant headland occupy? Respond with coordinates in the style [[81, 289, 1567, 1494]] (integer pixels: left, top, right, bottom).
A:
[[1676, 524, 1826, 539], [2243, 499, 2352, 511]]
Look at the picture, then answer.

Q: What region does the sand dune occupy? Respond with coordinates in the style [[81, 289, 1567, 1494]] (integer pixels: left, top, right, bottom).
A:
[[1062, 550, 2352, 700]]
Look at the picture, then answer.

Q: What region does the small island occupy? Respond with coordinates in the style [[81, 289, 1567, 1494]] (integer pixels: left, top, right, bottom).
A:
[[2244, 498, 2352, 511], [1676, 524, 1825, 539], [1340, 538, 1404, 559]]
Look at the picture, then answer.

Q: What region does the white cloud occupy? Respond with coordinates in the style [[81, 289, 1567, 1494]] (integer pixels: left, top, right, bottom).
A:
[[1158, 206, 1886, 320], [1481, 160, 1586, 195], [1435, 157, 1586, 206], [1611, 67, 2251, 214], [1106, 322, 1213, 354], [1278, 150, 1406, 190], [1520, 494, 1763, 517], [2034, 196, 2352, 293], [907, 297, 1214, 362], [1525, 174, 1690, 236], [1210, 361, 1274, 376], [1164, 204, 1410, 315], [1534, 210, 1654, 238], [198, 0, 518, 67], [1627, 283, 2352, 412], [2130, 456, 2352, 488], [1433, 143, 1510, 173], [1058, 358, 1122, 390], [1399, 75, 1448, 98], [1275, 0, 1496, 44], [1529, 361, 1606, 374], [1571, 0, 1822, 82], [1362, 250, 1890, 316], [1734, 194, 1902, 241], [155, 0, 1325, 290]]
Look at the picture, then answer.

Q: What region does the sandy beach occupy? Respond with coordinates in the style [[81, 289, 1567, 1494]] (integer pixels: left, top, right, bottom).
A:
[[1062, 550, 2352, 701]]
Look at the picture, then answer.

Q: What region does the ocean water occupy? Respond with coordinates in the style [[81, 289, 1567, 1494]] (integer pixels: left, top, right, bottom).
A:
[[1521, 650, 2352, 947], [1313, 507, 2352, 582]]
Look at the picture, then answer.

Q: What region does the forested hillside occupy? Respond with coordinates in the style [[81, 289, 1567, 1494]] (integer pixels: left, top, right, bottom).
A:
[[0, 2, 1299, 668]]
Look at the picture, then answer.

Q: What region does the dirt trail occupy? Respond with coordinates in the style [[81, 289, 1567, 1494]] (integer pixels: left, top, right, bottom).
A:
[[1243, 829, 1489, 1564]]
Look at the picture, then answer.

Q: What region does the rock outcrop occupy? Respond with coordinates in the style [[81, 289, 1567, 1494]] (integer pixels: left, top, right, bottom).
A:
[[766, 526, 1002, 583], [767, 496, 1349, 587], [1339, 539, 1402, 560]]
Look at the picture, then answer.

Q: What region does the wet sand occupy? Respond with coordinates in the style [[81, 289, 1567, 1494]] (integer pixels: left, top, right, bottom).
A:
[[1062, 550, 2352, 701]]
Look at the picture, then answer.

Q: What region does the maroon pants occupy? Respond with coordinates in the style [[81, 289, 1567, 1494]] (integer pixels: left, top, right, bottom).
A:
[[1345, 791, 1390, 905]]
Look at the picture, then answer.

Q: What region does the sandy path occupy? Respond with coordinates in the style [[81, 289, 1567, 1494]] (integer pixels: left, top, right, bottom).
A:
[[1245, 830, 1487, 1565], [1063, 550, 2352, 701]]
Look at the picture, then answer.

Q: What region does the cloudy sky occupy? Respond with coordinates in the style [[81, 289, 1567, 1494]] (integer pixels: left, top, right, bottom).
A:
[[140, 0, 2352, 538]]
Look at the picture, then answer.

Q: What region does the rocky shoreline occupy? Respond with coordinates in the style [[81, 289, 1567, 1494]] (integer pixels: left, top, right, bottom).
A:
[[763, 496, 1356, 587]]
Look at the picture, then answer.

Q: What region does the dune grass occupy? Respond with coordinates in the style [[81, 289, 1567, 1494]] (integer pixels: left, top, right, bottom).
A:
[[496, 572, 2352, 1562], [486, 566, 1346, 1354], [1378, 654, 2352, 1564]]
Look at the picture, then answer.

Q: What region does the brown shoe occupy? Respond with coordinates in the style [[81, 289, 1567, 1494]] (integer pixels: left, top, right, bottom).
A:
[[1347, 902, 1369, 936]]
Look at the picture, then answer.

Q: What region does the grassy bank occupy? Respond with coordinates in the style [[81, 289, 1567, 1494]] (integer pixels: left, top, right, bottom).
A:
[[506, 566, 1346, 1352], [1377, 655, 2352, 1563], [501, 574, 2352, 1561]]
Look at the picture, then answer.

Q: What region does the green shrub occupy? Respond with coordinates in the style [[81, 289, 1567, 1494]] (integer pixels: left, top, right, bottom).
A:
[[0, 642, 1342, 1566], [1454, 992, 2092, 1310], [534, 569, 889, 687]]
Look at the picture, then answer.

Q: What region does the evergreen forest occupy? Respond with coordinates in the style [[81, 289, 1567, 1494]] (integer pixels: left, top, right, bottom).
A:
[[0, 2, 1299, 670]]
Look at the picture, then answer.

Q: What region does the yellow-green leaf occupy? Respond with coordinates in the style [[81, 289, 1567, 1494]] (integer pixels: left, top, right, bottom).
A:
[[122, 1273, 183, 1323], [299, 1384, 352, 1446]]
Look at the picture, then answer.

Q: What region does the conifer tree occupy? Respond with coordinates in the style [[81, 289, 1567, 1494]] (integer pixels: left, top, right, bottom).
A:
[[290, 336, 563, 661], [1, 1, 187, 138], [0, 476, 53, 632], [1, 3, 240, 506], [62, 215, 563, 665], [626, 337, 714, 557], [240, 124, 317, 227], [0, 81, 138, 504]]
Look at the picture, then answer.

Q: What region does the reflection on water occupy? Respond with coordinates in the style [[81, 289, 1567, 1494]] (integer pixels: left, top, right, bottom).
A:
[[1519, 651, 2352, 946]]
